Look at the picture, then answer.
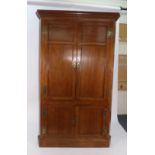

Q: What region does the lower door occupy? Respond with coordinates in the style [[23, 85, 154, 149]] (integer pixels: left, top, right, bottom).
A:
[[78, 106, 108, 137], [46, 105, 76, 137]]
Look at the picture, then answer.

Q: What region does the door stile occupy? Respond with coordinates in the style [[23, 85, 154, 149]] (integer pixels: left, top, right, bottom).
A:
[[40, 21, 49, 136]]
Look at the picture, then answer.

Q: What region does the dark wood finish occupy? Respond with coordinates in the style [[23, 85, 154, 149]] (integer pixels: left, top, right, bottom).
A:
[[46, 105, 75, 137], [78, 106, 104, 136], [77, 23, 107, 99], [37, 10, 119, 147], [39, 136, 110, 147]]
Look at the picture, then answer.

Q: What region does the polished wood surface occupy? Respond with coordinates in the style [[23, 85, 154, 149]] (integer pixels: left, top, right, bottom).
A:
[[47, 105, 75, 136], [78, 106, 104, 136], [37, 10, 119, 147], [77, 24, 106, 99], [47, 23, 76, 99]]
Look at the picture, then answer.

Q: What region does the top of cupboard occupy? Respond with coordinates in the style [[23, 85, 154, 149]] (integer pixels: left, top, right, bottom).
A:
[[36, 10, 120, 21]]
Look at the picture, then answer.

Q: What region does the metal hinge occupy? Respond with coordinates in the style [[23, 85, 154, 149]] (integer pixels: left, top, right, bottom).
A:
[[42, 127, 46, 135], [107, 30, 113, 38], [102, 128, 108, 136], [102, 111, 108, 136], [42, 106, 47, 135]]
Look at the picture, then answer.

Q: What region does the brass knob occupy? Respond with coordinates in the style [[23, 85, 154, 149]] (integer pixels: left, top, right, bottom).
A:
[[72, 58, 76, 68], [77, 57, 80, 68]]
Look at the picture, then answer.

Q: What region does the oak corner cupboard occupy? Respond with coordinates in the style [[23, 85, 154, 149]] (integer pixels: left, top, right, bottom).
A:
[[36, 10, 119, 147]]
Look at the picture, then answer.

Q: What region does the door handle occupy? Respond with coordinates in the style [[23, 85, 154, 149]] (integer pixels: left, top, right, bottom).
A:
[[77, 61, 80, 68], [77, 57, 80, 68], [72, 57, 80, 68], [72, 58, 76, 68]]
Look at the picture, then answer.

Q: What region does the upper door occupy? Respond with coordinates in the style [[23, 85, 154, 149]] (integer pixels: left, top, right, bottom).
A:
[[43, 21, 113, 102], [76, 22, 109, 101], [45, 22, 77, 101]]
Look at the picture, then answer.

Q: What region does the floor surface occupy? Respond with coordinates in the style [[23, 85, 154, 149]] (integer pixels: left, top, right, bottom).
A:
[[118, 115, 127, 132]]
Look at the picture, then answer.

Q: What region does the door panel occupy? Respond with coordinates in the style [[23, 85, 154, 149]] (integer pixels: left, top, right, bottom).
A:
[[45, 23, 77, 137], [47, 105, 75, 137], [47, 44, 75, 99], [46, 23, 76, 100], [77, 45, 106, 99], [48, 24, 74, 42], [78, 106, 104, 136], [77, 23, 108, 100], [81, 24, 107, 43]]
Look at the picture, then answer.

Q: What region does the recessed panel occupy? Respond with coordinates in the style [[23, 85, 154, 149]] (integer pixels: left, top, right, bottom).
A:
[[81, 25, 107, 43], [48, 24, 74, 42], [78, 106, 103, 135], [48, 44, 74, 99], [78, 45, 106, 98], [47, 105, 75, 136]]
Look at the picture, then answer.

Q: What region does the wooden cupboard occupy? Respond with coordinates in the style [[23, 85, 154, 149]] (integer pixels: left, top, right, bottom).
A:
[[36, 10, 119, 147]]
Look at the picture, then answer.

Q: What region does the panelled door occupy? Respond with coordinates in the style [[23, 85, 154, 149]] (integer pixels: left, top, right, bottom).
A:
[[76, 22, 108, 100], [42, 20, 113, 137], [76, 22, 111, 137], [42, 21, 77, 137], [46, 22, 76, 100]]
